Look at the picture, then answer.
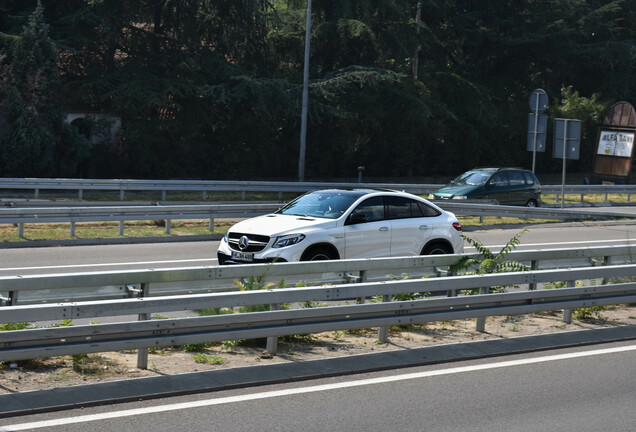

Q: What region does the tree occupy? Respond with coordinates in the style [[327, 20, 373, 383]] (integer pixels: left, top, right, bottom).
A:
[[0, 1, 90, 177]]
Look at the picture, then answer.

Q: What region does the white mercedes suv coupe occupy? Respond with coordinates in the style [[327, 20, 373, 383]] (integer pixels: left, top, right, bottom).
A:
[[217, 189, 464, 264]]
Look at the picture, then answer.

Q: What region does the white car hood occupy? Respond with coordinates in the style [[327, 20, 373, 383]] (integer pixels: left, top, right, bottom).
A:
[[228, 214, 338, 237]]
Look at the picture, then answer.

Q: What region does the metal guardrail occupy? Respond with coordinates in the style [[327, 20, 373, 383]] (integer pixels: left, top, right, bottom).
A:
[[0, 177, 440, 200], [1, 264, 635, 363], [2, 177, 635, 201], [0, 203, 282, 236], [3, 244, 636, 305], [0, 201, 633, 238]]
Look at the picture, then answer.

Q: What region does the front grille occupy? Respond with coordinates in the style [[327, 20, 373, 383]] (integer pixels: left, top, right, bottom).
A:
[[228, 232, 270, 252]]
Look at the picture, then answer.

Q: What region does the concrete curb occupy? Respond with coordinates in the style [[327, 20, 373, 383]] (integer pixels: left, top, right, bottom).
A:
[[1, 325, 634, 418]]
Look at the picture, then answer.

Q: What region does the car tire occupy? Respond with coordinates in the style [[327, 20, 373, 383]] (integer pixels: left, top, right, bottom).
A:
[[525, 199, 538, 207], [422, 243, 452, 255], [301, 247, 335, 261]]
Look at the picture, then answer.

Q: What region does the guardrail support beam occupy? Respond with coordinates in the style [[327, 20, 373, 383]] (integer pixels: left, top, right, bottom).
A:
[[378, 295, 391, 343], [209, 218, 214, 231], [119, 221, 124, 236], [476, 287, 489, 332], [529, 260, 538, 290], [266, 303, 281, 355], [137, 283, 150, 369], [165, 220, 171, 234], [70, 221, 76, 237], [562, 280, 575, 324]]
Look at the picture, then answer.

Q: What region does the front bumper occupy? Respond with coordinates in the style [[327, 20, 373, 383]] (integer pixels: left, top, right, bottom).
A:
[[217, 251, 288, 265]]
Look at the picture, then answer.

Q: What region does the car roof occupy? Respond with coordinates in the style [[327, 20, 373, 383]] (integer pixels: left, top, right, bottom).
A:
[[472, 167, 531, 172], [307, 188, 425, 200]]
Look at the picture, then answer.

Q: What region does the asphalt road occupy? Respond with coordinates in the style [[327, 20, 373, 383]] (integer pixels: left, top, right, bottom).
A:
[[1, 342, 634, 432], [1, 221, 636, 277]]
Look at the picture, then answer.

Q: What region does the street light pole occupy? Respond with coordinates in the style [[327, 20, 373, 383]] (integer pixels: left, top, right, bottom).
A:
[[298, 0, 312, 182]]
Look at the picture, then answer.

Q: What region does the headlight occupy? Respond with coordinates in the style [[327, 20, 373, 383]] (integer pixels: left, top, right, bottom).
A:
[[223, 232, 229, 243], [427, 194, 435, 199], [273, 234, 306, 248], [452, 196, 468, 200]]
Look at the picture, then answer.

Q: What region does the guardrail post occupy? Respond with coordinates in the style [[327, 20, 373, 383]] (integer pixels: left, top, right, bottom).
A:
[[562, 280, 575, 324], [136, 283, 150, 369], [475, 287, 489, 332], [34, 188, 39, 199], [78, 189, 83, 200], [628, 193, 631, 202], [1, 290, 18, 306], [202, 191, 207, 201], [349, 270, 368, 304], [165, 219, 171, 234], [601, 256, 610, 285], [18, 223, 24, 238], [119, 221, 124, 236], [162, 191, 167, 201], [529, 260, 537, 290], [209, 218, 215, 231], [266, 303, 281, 355], [70, 221, 76, 237], [378, 294, 391, 343], [241, 191, 246, 201], [604, 192, 608, 202], [120, 189, 125, 200]]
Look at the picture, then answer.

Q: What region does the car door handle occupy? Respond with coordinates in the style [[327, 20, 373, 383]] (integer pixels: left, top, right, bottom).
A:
[[419, 225, 430, 230], [379, 226, 389, 232]]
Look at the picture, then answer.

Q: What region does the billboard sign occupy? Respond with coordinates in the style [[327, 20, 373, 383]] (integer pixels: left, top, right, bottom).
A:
[[596, 130, 634, 157]]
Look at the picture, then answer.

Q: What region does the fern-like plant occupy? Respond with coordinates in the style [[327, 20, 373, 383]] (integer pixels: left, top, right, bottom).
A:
[[451, 229, 530, 294]]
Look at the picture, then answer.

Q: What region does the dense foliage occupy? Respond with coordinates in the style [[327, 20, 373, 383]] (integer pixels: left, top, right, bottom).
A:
[[0, 0, 634, 180]]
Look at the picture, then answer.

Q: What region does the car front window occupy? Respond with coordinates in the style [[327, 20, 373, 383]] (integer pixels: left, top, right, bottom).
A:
[[451, 170, 490, 186], [276, 191, 363, 219]]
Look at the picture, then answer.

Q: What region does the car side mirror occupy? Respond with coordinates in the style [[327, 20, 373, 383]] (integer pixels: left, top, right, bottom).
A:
[[347, 212, 367, 225]]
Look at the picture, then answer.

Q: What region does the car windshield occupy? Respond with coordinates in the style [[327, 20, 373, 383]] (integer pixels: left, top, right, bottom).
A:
[[276, 190, 364, 219], [450, 170, 492, 186]]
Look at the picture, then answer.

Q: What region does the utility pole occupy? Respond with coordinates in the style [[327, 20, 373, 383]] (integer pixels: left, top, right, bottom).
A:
[[298, 0, 312, 182], [412, 2, 422, 80]]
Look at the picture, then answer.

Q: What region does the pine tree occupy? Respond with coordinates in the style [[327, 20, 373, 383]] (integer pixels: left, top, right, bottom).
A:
[[0, 1, 89, 177]]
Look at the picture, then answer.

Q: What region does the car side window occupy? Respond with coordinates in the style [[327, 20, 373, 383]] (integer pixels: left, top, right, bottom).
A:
[[348, 196, 385, 223], [508, 171, 525, 186], [522, 172, 535, 185], [418, 202, 441, 217], [489, 172, 509, 187], [387, 196, 436, 219]]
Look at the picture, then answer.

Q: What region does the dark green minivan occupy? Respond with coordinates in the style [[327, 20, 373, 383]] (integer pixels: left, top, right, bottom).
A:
[[429, 167, 542, 207]]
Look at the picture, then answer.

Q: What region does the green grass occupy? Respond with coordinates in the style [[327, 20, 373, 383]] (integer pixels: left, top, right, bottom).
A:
[[541, 192, 633, 206], [0, 220, 234, 242]]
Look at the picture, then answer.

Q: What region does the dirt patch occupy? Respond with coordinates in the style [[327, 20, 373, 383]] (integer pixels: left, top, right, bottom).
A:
[[1, 306, 634, 394]]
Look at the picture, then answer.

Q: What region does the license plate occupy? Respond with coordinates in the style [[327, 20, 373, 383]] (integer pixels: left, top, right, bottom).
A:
[[232, 251, 254, 262]]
